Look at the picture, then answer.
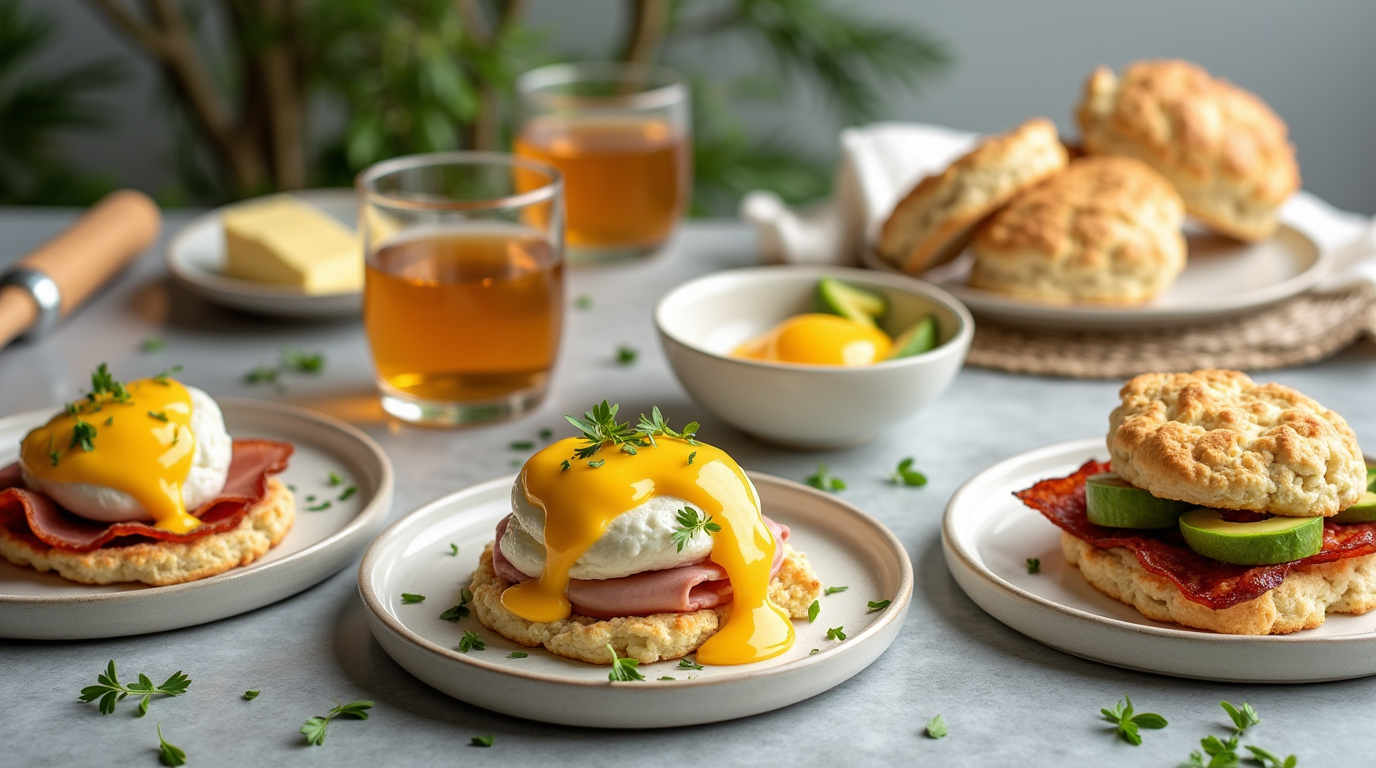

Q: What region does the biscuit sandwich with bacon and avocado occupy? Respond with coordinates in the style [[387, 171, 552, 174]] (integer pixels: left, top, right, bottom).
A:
[[1017, 369, 1374, 635]]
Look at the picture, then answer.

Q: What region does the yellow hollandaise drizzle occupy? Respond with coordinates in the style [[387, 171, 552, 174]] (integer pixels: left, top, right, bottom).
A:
[[732, 313, 892, 366], [20, 378, 201, 533], [502, 436, 794, 665]]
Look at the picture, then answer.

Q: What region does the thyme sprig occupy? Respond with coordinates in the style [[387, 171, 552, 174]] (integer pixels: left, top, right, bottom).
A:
[[564, 402, 700, 462]]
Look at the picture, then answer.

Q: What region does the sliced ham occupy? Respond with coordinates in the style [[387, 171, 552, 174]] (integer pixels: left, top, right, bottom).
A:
[[0, 439, 293, 552], [491, 514, 790, 619]]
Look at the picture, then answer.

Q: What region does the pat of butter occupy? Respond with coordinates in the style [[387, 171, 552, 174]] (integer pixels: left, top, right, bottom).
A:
[[222, 196, 362, 294]]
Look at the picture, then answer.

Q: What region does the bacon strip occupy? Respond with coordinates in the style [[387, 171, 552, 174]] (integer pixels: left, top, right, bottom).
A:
[[1017, 460, 1376, 610], [0, 440, 293, 553], [490, 514, 790, 619]]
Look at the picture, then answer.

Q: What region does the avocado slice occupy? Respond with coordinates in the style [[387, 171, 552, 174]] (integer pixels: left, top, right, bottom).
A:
[[1178, 508, 1323, 565], [1332, 490, 1376, 524], [1368, 467, 1375, 491], [815, 278, 887, 328], [1085, 473, 1190, 528], [887, 315, 939, 359]]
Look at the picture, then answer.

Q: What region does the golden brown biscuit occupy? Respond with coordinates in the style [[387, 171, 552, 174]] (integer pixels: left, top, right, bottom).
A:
[[0, 479, 295, 586], [1076, 60, 1299, 241], [878, 118, 1068, 275], [1062, 532, 1376, 635], [1108, 370, 1366, 516], [970, 156, 1185, 304], [469, 543, 821, 664]]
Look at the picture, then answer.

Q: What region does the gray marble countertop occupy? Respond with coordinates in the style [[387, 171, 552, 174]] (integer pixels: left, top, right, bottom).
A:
[[2, 208, 1374, 767]]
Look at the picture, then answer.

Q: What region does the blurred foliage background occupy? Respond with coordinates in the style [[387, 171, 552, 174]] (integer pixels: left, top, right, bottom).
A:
[[1, 0, 947, 213]]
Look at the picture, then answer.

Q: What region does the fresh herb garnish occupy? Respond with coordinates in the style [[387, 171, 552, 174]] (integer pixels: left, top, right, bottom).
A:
[[148, 411, 168, 422], [657, 676, 676, 681], [1026, 557, 1041, 574], [806, 463, 846, 492], [282, 348, 325, 374], [671, 507, 721, 552], [300, 699, 373, 746], [564, 402, 699, 462], [470, 735, 494, 748], [89, 363, 130, 403], [509, 440, 535, 450], [507, 652, 528, 659], [1182, 733, 1240, 767], [687, 451, 696, 465], [606, 644, 644, 682], [439, 588, 474, 621], [574, 294, 593, 310], [153, 366, 182, 384], [560, 459, 571, 471], [615, 345, 638, 366], [1244, 745, 1297, 768], [244, 690, 260, 700], [868, 599, 891, 612], [1221, 701, 1261, 734], [245, 366, 280, 386], [824, 586, 848, 596], [587, 459, 605, 468], [926, 714, 948, 739], [539, 428, 553, 440], [458, 631, 486, 653], [48, 436, 59, 466], [678, 658, 704, 671], [401, 593, 425, 604], [327, 471, 343, 486], [157, 724, 186, 766], [807, 599, 820, 623], [809, 649, 819, 655], [307, 500, 332, 512], [79, 660, 190, 717], [141, 337, 166, 353], [447, 543, 459, 556], [637, 406, 699, 446], [337, 486, 357, 502], [826, 626, 846, 641], [890, 457, 928, 487], [71, 419, 96, 451], [1101, 695, 1167, 746]]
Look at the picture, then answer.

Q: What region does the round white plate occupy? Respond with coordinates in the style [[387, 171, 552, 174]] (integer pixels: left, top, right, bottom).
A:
[[0, 399, 393, 640], [863, 224, 1328, 331], [166, 189, 362, 319], [942, 437, 1376, 683], [358, 472, 912, 728]]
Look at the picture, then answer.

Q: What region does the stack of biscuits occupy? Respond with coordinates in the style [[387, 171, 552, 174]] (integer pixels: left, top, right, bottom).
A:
[[876, 59, 1300, 306]]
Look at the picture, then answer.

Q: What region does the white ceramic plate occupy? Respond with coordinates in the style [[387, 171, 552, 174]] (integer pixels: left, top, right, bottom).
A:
[[358, 472, 912, 728], [943, 437, 1376, 683], [863, 224, 1328, 331], [166, 189, 362, 318], [0, 399, 393, 640]]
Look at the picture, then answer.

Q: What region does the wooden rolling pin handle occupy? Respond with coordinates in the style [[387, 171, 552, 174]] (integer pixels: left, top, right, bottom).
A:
[[0, 190, 161, 348]]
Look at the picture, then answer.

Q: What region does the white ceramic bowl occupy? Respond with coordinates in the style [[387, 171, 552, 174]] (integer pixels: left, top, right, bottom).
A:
[[654, 265, 973, 449]]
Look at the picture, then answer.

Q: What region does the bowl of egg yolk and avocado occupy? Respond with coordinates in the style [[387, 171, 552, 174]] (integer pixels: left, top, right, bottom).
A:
[[654, 266, 972, 448]]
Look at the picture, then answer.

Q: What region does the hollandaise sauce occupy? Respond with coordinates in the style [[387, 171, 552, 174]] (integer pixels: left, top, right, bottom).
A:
[[733, 313, 892, 366], [504, 437, 794, 665], [20, 378, 201, 533]]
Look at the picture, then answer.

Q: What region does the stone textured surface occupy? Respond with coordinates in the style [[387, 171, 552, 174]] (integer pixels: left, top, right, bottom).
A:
[[2, 209, 1375, 766]]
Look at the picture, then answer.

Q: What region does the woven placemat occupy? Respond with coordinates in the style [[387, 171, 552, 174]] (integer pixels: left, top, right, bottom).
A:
[[967, 286, 1376, 379]]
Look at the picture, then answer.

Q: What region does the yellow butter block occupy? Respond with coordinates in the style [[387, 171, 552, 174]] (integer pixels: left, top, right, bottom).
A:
[[222, 195, 363, 294]]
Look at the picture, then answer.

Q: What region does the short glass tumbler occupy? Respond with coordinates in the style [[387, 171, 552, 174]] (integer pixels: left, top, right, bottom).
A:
[[358, 152, 565, 426]]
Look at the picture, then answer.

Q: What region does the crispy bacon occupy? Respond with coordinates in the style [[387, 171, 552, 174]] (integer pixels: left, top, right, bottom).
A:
[[1016, 460, 1376, 610], [0, 440, 292, 553]]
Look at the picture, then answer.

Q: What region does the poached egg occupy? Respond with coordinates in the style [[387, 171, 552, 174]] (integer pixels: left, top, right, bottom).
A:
[[733, 313, 892, 366]]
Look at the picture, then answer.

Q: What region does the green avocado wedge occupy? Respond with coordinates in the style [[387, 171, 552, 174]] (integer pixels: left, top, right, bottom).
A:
[[1332, 491, 1376, 524], [1178, 508, 1323, 566], [815, 278, 887, 328], [887, 315, 939, 359], [1085, 473, 1191, 529]]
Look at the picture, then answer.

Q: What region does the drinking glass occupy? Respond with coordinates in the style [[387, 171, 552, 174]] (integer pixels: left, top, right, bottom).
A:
[[515, 62, 690, 261], [357, 152, 564, 426]]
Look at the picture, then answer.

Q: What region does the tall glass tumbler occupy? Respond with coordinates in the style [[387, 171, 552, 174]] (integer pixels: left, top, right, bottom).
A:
[[358, 152, 564, 427], [515, 62, 690, 262]]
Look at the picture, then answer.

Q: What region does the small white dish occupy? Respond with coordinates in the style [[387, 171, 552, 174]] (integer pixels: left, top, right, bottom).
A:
[[654, 265, 973, 449], [862, 224, 1328, 331], [0, 399, 393, 640], [165, 189, 362, 319], [358, 471, 912, 728], [943, 437, 1376, 683]]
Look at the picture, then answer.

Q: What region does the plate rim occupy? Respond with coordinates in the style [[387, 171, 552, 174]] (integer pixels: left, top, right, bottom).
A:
[[943, 436, 1376, 648], [357, 469, 914, 689], [0, 397, 394, 607], [861, 223, 1330, 328]]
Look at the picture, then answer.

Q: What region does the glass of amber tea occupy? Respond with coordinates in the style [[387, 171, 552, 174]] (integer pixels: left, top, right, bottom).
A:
[[357, 152, 564, 426], [515, 62, 690, 261]]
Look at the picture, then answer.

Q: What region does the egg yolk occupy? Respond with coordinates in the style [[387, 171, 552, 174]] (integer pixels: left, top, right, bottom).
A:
[[732, 313, 892, 366], [503, 436, 794, 665], [20, 378, 202, 533]]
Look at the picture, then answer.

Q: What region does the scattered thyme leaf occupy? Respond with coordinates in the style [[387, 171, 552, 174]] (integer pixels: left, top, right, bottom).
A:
[[104, 416, 113, 426], [307, 500, 332, 512], [824, 586, 848, 596], [1245, 745, 1297, 768], [1027, 558, 1041, 574], [509, 441, 535, 450], [539, 428, 553, 440], [657, 676, 676, 681], [244, 366, 280, 386], [807, 599, 820, 623], [607, 644, 644, 682], [448, 543, 459, 557], [671, 507, 721, 553], [153, 366, 182, 385], [890, 457, 928, 487], [826, 626, 846, 641], [868, 599, 891, 612], [615, 345, 638, 366], [337, 486, 357, 502], [71, 419, 96, 452], [401, 593, 425, 604], [1221, 701, 1261, 734], [574, 294, 593, 310], [157, 724, 186, 766], [300, 699, 373, 746], [1100, 695, 1167, 746], [458, 631, 486, 653], [809, 649, 819, 655], [678, 658, 704, 671], [560, 460, 571, 471], [440, 588, 473, 621], [78, 661, 190, 716], [470, 735, 494, 748], [244, 690, 259, 700], [806, 463, 846, 492], [327, 471, 343, 486], [926, 714, 948, 739], [281, 348, 325, 374], [507, 652, 528, 659], [148, 411, 168, 422], [687, 451, 696, 465], [141, 337, 166, 353]]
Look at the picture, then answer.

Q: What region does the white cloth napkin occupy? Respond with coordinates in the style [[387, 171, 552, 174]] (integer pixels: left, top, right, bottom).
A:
[[740, 121, 1376, 291]]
